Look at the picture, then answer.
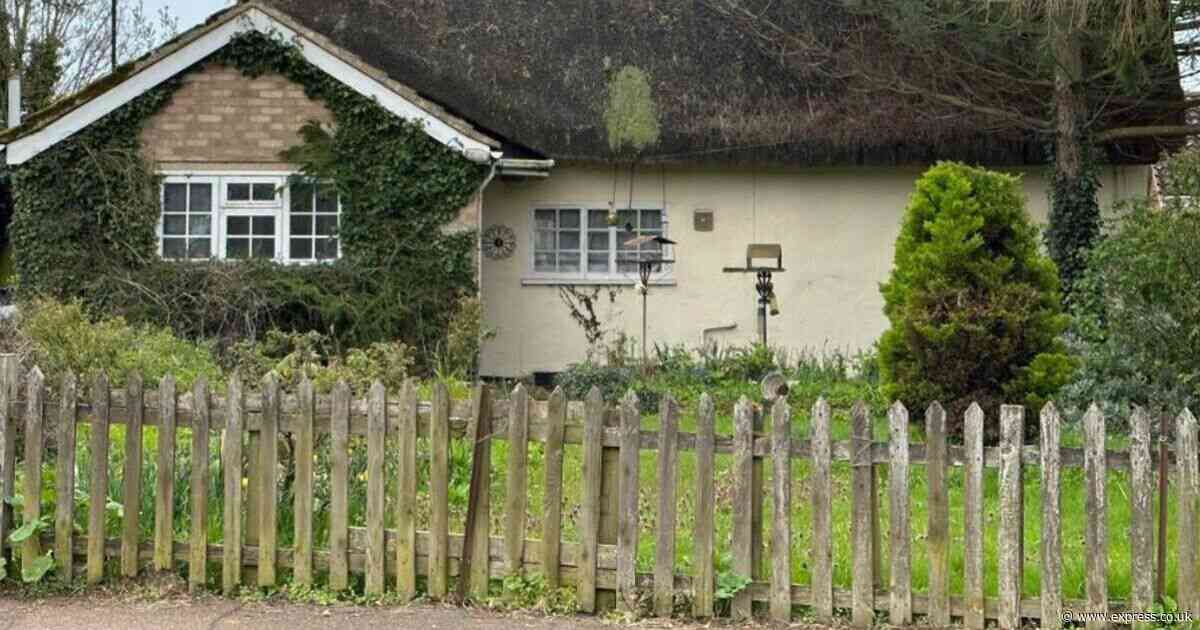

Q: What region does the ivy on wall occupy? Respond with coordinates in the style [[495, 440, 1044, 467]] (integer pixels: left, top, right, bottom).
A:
[[8, 31, 486, 356], [10, 77, 180, 297]]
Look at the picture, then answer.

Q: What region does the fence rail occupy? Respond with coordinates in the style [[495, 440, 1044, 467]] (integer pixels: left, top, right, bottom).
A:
[[0, 358, 1192, 629]]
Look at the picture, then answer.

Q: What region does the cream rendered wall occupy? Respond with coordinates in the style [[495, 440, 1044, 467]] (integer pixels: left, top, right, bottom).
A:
[[479, 163, 1149, 377]]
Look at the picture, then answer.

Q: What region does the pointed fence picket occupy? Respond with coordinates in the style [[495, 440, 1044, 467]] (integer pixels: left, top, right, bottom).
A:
[[0, 357, 1193, 628]]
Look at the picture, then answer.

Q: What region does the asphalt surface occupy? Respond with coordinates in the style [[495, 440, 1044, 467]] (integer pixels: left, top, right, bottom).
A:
[[0, 594, 628, 630]]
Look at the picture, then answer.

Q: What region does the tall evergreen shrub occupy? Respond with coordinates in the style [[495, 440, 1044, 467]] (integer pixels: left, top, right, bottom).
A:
[[878, 162, 1073, 437]]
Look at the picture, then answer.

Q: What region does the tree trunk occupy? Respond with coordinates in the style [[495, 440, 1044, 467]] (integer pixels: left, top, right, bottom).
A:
[[1045, 14, 1099, 301]]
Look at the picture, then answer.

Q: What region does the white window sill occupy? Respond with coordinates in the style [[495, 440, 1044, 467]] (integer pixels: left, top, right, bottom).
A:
[[520, 276, 677, 287]]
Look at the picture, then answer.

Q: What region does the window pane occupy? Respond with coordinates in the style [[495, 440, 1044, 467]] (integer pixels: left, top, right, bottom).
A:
[[534, 252, 555, 272], [163, 184, 187, 212], [315, 215, 337, 236], [227, 216, 249, 235], [534, 209, 556, 229], [315, 238, 338, 260], [588, 231, 610, 251], [227, 183, 251, 201], [618, 260, 638, 273], [190, 184, 212, 213], [617, 210, 637, 230], [559, 253, 580, 272], [162, 215, 186, 235], [559, 230, 580, 251], [291, 214, 313, 236], [189, 215, 211, 236], [290, 238, 313, 260], [559, 211, 580, 228], [316, 186, 338, 213], [162, 238, 186, 258], [227, 238, 249, 258], [290, 183, 315, 212], [588, 209, 609, 228], [588, 253, 610, 273], [252, 183, 277, 201], [641, 210, 662, 229], [534, 230, 555, 251], [252, 238, 275, 258], [252, 217, 275, 236], [188, 238, 211, 259]]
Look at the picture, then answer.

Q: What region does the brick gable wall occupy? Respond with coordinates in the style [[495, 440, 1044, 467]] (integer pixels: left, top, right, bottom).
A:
[[141, 62, 333, 164]]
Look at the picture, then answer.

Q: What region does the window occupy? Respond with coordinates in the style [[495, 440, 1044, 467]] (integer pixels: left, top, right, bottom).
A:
[[533, 208, 582, 273], [530, 206, 667, 280], [289, 182, 340, 261], [218, 176, 282, 260], [223, 179, 280, 207], [160, 181, 213, 260], [158, 174, 340, 263], [225, 216, 277, 259]]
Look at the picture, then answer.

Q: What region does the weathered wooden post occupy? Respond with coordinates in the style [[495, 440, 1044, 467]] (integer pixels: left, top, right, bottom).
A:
[[597, 395, 620, 611], [850, 401, 874, 628], [22, 368, 45, 576], [0, 354, 18, 572]]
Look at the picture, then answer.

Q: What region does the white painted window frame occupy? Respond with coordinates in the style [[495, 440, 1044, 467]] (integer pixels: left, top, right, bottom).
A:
[[221, 175, 284, 209], [158, 175, 219, 260], [522, 202, 673, 286], [157, 170, 341, 264], [286, 180, 343, 263]]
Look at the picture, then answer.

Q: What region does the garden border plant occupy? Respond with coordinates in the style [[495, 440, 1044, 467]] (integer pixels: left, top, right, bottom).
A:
[[8, 30, 486, 368]]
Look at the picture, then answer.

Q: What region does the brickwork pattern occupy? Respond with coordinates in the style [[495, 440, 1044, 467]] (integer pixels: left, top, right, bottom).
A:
[[141, 63, 333, 164]]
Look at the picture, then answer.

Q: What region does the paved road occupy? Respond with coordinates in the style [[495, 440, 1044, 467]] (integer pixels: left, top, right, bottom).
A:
[[0, 595, 634, 630]]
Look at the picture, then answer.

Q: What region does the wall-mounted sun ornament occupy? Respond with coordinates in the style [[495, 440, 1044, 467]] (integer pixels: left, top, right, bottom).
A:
[[482, 224, 517, 260]]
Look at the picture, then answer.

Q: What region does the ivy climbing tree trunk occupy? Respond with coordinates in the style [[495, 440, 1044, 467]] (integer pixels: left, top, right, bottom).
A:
[[1045, 8, 1098, 302]]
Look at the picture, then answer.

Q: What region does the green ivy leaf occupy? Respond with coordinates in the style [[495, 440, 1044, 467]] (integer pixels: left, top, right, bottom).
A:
[[3, 494, 23, 508], [21, 551, 54, 583], [8, 519, 40, 543], [714, 572, 751, 601]]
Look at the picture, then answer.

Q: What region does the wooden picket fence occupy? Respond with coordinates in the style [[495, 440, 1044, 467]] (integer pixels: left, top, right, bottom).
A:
[[0, 356, 1194, 629]]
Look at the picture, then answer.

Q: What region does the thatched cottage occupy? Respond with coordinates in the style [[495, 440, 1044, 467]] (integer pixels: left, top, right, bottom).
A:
[[0, 2, 1165, 377]]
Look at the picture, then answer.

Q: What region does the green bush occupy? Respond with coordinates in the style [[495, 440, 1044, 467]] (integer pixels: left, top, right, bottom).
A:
[[227, 329, 414, 393], [12, 298, 221, 387], [878, 162, 1073, 437], [90, 259, 473, 374], [554, 360, 636, 401], [1063, 196, 1200, 420]]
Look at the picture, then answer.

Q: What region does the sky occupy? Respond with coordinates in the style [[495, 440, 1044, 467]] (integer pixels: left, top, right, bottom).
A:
[[146, 0, 234, 32]]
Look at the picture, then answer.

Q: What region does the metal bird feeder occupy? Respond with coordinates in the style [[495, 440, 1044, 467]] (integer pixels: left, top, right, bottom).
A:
[[723, 243, 785, 346], [618, 231, 677, 371]]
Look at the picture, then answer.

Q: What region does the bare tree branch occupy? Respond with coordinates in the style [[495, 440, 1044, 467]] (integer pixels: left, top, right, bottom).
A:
[[1096, 124, 1200, 142]]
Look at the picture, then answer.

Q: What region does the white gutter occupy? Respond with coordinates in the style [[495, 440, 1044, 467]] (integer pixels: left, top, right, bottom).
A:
[[496, 157, 556, 177]]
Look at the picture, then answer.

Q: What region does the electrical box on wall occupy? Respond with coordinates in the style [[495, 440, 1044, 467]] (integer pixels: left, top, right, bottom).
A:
[[694, 209, 714, 232]]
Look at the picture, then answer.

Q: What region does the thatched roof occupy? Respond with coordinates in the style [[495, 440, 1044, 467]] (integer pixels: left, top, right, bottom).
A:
[[1, 0, 1177, 167], [264, 0, 1172, 167]]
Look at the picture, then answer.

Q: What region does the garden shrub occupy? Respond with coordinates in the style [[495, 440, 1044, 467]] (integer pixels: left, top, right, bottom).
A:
[[878, 162, 1073, 437], [227, 329, 414, 393], [554, 360, 636, 401], [10, 298, 221, 388], [90, 259, 474, 373], [1062, 189, 1200, 420], [434, 295, 496, 379]]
